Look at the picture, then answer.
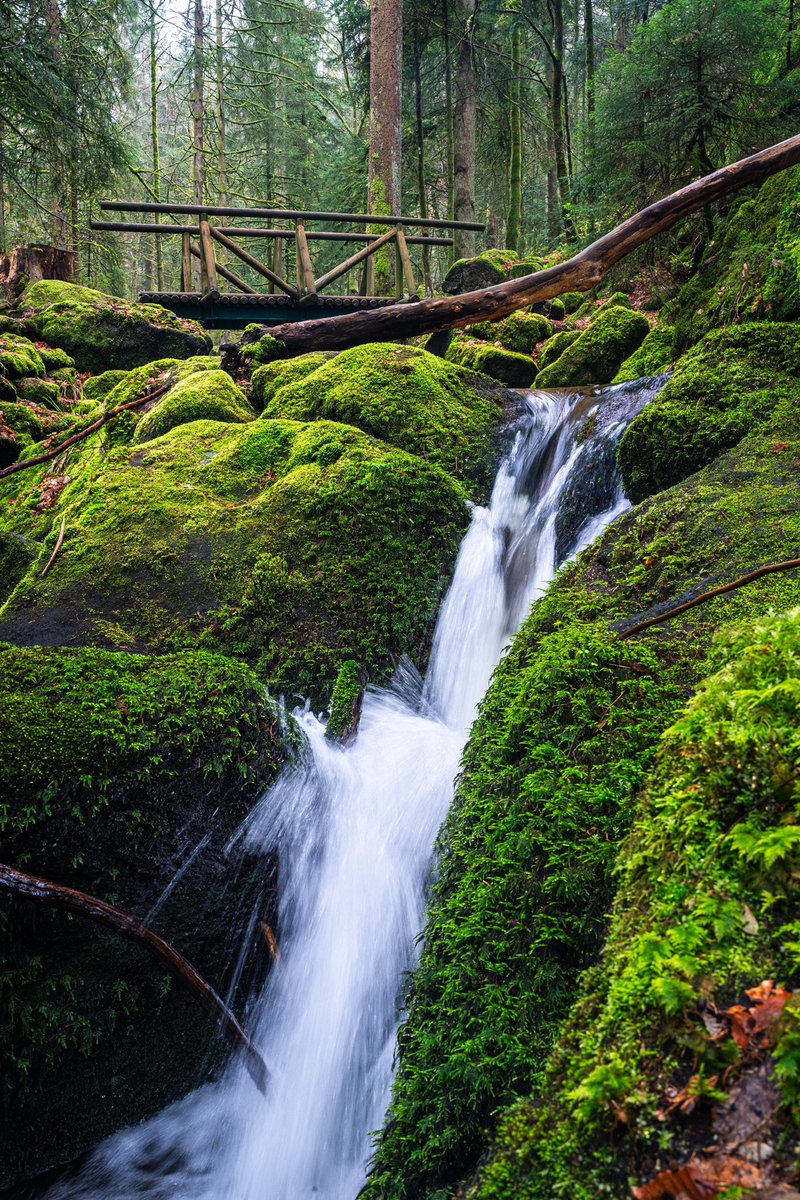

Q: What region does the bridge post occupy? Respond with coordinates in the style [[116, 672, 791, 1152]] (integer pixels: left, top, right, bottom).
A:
[[395, 225, 416, 297], [181, 233, 193, 291], [198, 214, 218, 293], [271, 235, 284, 295], [295, 222, 316, 294]]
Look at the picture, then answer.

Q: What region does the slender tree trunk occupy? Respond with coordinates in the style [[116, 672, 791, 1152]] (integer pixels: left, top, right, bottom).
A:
[[506, 23, 523, 253], [149, 1, 163, 289], [45, 0, 67, 248], [215, 0, 228, 207], [192, 0, 206, 209], [442, 0, 455, 225], [368, 0, 403, 291], [546, 63, 559, 241], [413, 26, 432, 293], [550, 0, 575, 238], [453, 0, 477, 259]]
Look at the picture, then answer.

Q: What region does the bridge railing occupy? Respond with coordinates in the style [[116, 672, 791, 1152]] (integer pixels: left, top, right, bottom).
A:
[[92, 202, 485, 302]]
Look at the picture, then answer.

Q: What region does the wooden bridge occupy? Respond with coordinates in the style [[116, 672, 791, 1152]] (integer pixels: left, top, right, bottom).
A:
[[92, 203, 485, 329]]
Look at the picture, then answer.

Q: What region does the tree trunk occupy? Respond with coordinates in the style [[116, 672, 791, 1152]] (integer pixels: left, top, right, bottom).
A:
[[550, 0, 575, 239], [221, 134, 800, 361], [214, 0, 228, 208], [368, 0, 403, 292], [442, 0, 455, 227], [413, 26, 433, 293], [193, 0, 206, 209], [453, 0, 477, 260], [506, 23, 523, 253], [149, 2, 163, 290]]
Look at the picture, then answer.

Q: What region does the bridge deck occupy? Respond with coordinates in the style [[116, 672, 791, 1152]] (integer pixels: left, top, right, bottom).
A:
[[140, 291, 403, 329]]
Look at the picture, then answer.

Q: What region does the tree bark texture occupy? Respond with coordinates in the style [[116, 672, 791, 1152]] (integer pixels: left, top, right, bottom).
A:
[[453, 0, 477, 259], [222, 134, 800, 362], [506, 23, 523, 253]]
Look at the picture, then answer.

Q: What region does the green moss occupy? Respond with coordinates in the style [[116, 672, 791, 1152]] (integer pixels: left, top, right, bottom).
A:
[[595, 290, 631, 313], [447, 338, 536, 388], [326, 659, 366, 741], [612, 325, 676, 384], [535, 306, 650, 387], [558, 291, 586, 314], [132, 369, 254, 445], [250, 352, 338, 410], [0, 417, 468, 706], [0, 643, 294, 1184], [14, 375, 62, 408], [529, 298, 565, 321], [241, 333, 286, 366], [0, 401, 45, 440], [21, 281, 212, 373], [536, 329, 580, 372], [261, 343, 505, 493], [0, 333, 45, 380], [618, 322, 800, 502], [464, 312, 552, 354], [470, 609, 800, 1199], [366, 394, 800, 1200], [82, 369, 129, 404], [0, 531, 37, 602], [38, 345, 75, 372], [664, 167, 800, 347]]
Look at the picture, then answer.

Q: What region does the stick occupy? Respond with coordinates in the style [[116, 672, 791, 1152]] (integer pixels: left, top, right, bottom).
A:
[[0, 378, 174, 480], [0, 862, 268, 1094], [40, 515, 65, 577], [618, 557, 800, 639], [225, 133, 800, 362]]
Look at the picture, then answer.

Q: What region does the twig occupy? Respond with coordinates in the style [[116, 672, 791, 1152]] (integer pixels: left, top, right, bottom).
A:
[[39, 516, 66, 577], [0, 862, 268, 1094], [618, 557, 800, 639], [0, 378, 174, 481]]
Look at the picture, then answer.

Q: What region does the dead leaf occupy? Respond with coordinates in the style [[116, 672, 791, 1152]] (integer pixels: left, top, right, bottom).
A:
[[632, 1154, 763, 1199]]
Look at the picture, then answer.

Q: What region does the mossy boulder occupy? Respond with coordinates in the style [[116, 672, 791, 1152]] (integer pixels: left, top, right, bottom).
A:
[[664, 166, 800, 348], [0, 644, 295, 1185], [618, 322, 800, 502], [0, 418, 468, 705], [132, 368, 254, 445], [38, 345, 74, 372], [442, 249, 523, 293], [366, 387, 800, 1200], [464, 311, 552, 354], [0, 531, 37, 602], [558, 290, 586, 314], [0, 400, 45, 441], [20, 281, 212, 373], [469, 609, 800, 1199], [529, 297, 565, 321], [250, 351, 338, 409], [82, 369, 129, 404], [14, 375, 61, 408], [446, 338, 537, 388], [536, 328, 580, 372], [535, 305, 650, 387], [259, 343, 506, 494], [0, 333, 45, 380], [612, 324, 675, 384]]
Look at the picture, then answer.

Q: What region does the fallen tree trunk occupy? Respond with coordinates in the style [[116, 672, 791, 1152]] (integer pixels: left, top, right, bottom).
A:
[[0, 862, 268, 1094], [224, 133, 800, 366]]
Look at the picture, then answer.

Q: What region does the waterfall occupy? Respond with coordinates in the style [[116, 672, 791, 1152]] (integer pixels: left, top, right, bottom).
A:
[[45, 377, 664, 1200]]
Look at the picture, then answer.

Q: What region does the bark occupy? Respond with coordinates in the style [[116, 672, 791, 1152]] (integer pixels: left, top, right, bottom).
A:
[[221, 134, 800, 362], [549, 0, 575, 238], [193, 0, 206, 209], [0, 862, 268, 1093], [442, 0, 455, 226], [150, 3, 163, 290], [413, 25, 433, 293], [506, 24, 523, 253], [453, 0, 477, 260], [0, 244, 75, 299], [368, 0, 403, 293], [214, 0, 228, 208]]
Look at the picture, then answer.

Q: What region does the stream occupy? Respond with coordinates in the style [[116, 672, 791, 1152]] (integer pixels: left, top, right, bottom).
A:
[[45, 377, 664, 1200]]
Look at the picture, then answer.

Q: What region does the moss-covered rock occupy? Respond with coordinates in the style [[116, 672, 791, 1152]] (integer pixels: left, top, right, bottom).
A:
[[612, 325, 675, 384], [464, 312, 552, 354], [250, 352, 338, 410], [260, 343, 506, 493], [529, 297, 565, 321], [38, 345, 74, 372], [442, 249, 523, 293], [0, 333, 45, 380], [14, 375, 62, 408], [446, 338, 537, 388], [0, 643, 295, 1185], [0, 531, 37, 602], [20, 281, 212, 373], [82, 369, 129, 405], [0, 400, 45, 441], [326, 658, 367, 743], [469, 609, 800, 1199], [535, 305, 650, 387], [536, 329, 580, 372], [0, 417, 469, 705], [664, 166, 800, 348], [132, 368, 254, 445], [558, 291, 586, 314], [618, 322, 800, 502], [366, 392, 800, 1200]]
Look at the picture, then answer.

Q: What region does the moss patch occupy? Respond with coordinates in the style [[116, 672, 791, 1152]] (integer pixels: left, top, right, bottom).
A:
[[0, 333, 45, 380], [536, 329, 580, 372], [82, 369, 129, 404], [250, 351, 337, 410], [20, 281, 212, 373], [260, 343, 506, 494], [132, 368, 254, 445], [535, 305, 650, 387], [464, 312, 552, 354], [447, 338, 537, 389], [613, 325, 675, 384], [618, 322, 800, 502]]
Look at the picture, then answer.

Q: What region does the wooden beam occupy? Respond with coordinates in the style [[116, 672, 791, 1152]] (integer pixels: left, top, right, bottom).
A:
[[100, 199, 486, 232], [91, 221, 455, 247], [181, 233, 192, 291], [0, 862, 268, 1093], [208, 225, 299, 298], [313, 228, 397, 293], [189, 240, 256, 294], [395, 225, 417, 296], [272, 236, 284, 295], [198, 216, 218, 293], [222, 133, 800, 360], [295, 222, 316, 294]]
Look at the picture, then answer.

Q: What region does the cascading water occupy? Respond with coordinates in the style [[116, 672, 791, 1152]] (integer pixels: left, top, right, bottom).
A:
[[45, 376, 664, 1200]]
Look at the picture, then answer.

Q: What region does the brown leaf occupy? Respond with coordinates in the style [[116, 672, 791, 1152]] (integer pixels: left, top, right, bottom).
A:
[[632, 1154, 763, 1199]]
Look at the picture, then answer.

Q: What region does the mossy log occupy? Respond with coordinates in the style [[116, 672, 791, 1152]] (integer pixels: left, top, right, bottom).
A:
[[0, 862, 268, 1093], [225, 134, 800, 365]]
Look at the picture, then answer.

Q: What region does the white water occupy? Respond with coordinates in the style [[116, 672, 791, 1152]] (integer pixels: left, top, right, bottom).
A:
[[46, 379, 662, 1200]]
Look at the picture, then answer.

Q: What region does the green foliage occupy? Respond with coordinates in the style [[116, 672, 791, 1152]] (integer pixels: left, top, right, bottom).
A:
[[250, 353, 338, 410], [132, 369, 255, 445], [535, 306, 650, 387], [326, 659, 365, 741], [613, 326, 676, 384], [261, 344, 505, 494], [82, 370, 129, 405], [618, 322, 800, 501], [0, 333, 45, 381]]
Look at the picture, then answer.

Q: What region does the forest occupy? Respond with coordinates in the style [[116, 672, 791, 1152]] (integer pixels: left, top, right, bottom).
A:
[[4, 0, 800, 1199]]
